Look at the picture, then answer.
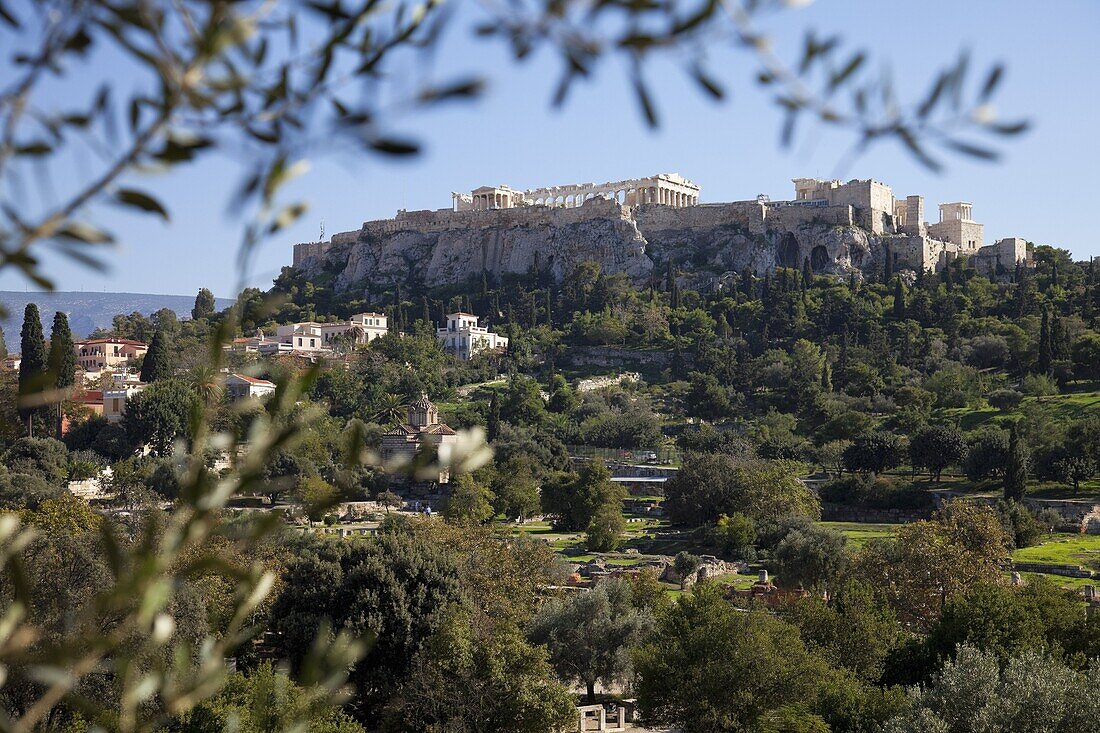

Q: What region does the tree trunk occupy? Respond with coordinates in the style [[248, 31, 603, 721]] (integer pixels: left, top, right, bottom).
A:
[[586, 680, 596, 703]]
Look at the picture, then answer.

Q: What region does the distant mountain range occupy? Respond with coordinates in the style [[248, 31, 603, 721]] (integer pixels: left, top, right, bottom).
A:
[[0, 291, 233, 342]]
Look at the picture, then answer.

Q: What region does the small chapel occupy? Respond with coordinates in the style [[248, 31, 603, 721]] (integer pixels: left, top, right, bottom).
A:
[[380, 395, 458, 483]]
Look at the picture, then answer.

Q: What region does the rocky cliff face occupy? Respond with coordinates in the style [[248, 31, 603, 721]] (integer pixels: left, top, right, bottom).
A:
[[298, 198, 884, 296]]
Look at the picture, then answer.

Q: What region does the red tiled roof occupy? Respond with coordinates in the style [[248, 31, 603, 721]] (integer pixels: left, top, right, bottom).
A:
[[421, 424, 457, 435], [229, 373, 275, 386], [75, 338, 147, 347], [76, 390, 103, 403]]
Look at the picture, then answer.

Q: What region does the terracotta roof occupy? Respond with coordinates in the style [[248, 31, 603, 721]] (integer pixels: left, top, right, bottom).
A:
[[421, 424, 456, 435], [384, 424, 418, 435], [76, 390, 103, 403], [228, 373, 275, 386], [75, 338, 147, 347], [410, 393, 435, 410]]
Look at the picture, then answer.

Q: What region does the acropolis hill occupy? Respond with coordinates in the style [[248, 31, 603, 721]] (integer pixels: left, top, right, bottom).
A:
[[292, 173, 1031, 295]]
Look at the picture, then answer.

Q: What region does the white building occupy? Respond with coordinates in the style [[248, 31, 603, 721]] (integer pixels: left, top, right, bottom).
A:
[[318, 312, 389, 347], [103, 384, 146, 423], [225, 373, 276, 400], [274, 322, 328, 353], [230, 313, 391, 356], [436, 312, 508, 360]]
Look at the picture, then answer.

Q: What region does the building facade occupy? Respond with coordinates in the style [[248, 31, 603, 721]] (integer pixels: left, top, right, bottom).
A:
[[436, 312, 508, 360], [380, 396, 458, 483], [225, 373, 276, 400], [75, 338, 148, 372], [452, 173, 700, 212]]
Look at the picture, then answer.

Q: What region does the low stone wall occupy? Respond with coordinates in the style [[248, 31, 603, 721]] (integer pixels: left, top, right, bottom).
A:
[[1012, 561, 1094, 579], [1023, 498, 1100, 533], [563, 346, 681, 370]]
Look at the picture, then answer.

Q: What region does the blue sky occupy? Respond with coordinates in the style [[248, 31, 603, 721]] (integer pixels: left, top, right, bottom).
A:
[[3, 0, 1098, 298]]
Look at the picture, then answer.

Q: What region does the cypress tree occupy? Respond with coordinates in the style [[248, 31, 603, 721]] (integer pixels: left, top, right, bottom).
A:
[[802, 257, 813, 290], [140, 329, 173, 383], [820, 360, 833, 393], [544, 290, 553, 327], [1051, 311, 1071, 362], [883, 248, 894, 282], [1004, 422, 1028, 502], [0, 324, 7, 359], [892, 278, 906, 320], [487, 393, 501, 442], [741, 267, 755, 300], [422, 296, 431, 327], [18, 303, 47, 436], [192, 287, 216, 320], [47, 312, 76, 437], [48, 312, 76, 389], [1036, 309, 1052, 375]]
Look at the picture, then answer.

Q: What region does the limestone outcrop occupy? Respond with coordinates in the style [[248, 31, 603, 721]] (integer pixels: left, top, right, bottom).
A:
[[295, 197, 885, 296]]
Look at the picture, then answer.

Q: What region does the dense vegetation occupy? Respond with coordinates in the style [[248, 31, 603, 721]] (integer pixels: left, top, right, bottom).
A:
[[2, 244, 1099, 731]]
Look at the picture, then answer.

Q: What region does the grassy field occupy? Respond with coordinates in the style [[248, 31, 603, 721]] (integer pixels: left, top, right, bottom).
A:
[[938, 388, 1100, 433], [1011, 533, 1100, 567], [821, 521, 900, 549]]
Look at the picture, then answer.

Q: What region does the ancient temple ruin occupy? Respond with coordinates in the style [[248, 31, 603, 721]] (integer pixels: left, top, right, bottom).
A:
[[292, 173, 1034, 280], [451, 173, 700, 212]]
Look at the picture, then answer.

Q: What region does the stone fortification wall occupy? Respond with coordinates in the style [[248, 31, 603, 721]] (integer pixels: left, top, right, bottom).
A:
[[767, 203, 855, 230], [293, 240, 332, 267], [295, 188, 1014, 296], [362, 197, 627, 236]]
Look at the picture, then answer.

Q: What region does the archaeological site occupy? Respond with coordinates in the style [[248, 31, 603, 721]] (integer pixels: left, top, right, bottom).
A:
[[292, 173, 1033, 296]]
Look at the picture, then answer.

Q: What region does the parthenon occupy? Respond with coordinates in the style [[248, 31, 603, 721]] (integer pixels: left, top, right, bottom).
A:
[[452, 173, 700, 212]]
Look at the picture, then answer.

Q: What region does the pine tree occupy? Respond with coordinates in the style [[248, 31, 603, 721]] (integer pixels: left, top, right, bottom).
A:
[[1004, 422, 1028, 502], [1036, 309, 1052, 375], [191, 287, 216, 320], [140, 329, 173, 383], [18, 303, 47, 436], [892, 278, 906, 320]]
